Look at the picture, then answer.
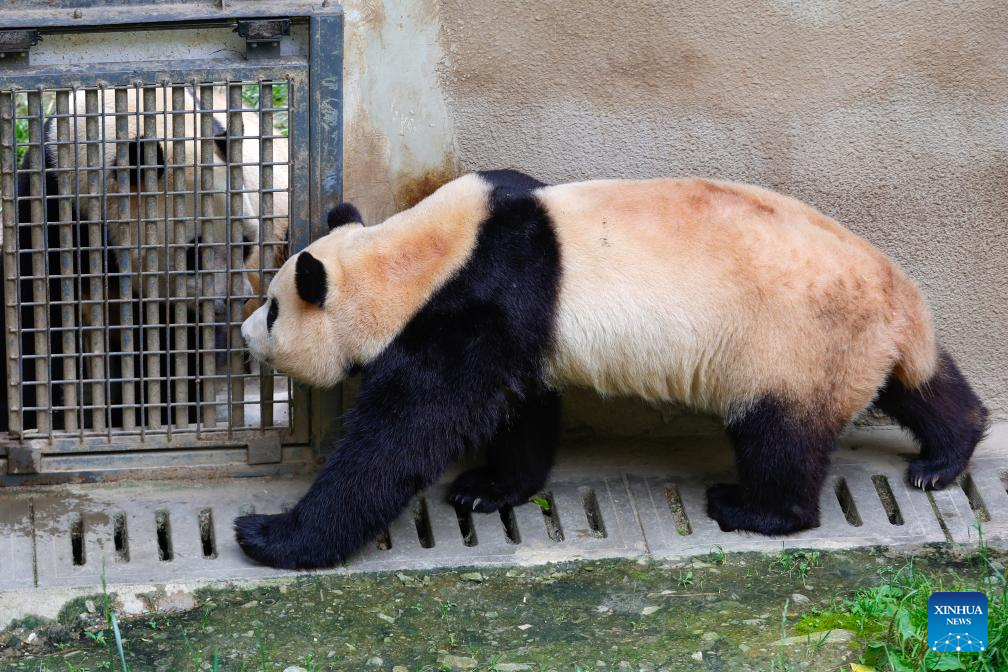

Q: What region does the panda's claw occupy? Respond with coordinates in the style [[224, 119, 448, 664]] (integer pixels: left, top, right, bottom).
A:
[[447, 467, 529, 514]]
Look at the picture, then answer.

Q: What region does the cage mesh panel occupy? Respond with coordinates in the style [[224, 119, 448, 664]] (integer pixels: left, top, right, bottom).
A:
[[2, 81, 293, 443]]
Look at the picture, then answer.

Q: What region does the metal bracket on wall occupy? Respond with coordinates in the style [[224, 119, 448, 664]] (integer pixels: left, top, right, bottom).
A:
[[0, 29, 39, 69], [236, 19, 291, 59], [247, 434, 283, 465]]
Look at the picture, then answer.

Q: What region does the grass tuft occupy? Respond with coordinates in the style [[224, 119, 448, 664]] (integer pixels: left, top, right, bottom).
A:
[[796, 525, 1005, 671]]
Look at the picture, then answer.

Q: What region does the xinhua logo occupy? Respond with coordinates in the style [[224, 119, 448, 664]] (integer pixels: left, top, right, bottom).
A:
[[928, 591, 988, 653]]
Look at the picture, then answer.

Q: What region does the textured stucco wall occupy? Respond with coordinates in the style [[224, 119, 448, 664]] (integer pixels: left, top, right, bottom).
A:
[[343, 1, 1008, 422]]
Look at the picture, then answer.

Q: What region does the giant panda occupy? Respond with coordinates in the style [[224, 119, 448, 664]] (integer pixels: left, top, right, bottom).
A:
[[235, 169, 989, 569], [0, 87, 278, 432]]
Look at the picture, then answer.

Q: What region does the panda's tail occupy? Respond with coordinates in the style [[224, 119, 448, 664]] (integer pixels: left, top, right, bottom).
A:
[[888, 274, 938, 390], [873, 276, 988, 490]]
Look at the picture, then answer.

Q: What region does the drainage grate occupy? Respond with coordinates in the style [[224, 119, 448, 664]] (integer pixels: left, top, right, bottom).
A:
[[0, 427, 1005, 590]]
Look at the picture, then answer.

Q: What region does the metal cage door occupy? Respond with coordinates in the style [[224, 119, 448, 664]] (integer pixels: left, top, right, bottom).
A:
[[0, 8, 343, 483]]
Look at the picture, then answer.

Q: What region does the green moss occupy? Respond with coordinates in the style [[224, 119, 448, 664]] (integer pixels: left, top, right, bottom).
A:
[[795, 610, 861, 635], [55, 593, 109, 627]]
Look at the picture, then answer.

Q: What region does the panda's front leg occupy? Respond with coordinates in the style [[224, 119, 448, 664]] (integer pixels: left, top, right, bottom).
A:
[[449, 389, 561, 513], [234, 404, 463, 569], [234, 346, 513, 569]]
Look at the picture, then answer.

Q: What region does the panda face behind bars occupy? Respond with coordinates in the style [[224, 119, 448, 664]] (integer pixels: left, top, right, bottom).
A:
[[26, 87, 260, 321]]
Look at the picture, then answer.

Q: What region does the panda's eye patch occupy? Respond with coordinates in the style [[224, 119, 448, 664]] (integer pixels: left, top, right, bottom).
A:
[[266, 298, 279, 332]]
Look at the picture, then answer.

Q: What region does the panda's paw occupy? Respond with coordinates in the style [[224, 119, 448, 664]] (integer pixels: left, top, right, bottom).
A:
[[706, 483, 818, 536], [907, 458, 964, 491], [234, 512, 298, 569], [705, 483, 745, 532], [448, 468, 527, 513]]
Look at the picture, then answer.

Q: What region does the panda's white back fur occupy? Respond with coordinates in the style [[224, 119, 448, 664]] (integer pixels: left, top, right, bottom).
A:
[[538, 177, 936, 423]]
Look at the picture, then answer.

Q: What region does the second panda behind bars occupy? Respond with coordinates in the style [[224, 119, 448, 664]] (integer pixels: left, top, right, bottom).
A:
[[1, 85, 289, 432]]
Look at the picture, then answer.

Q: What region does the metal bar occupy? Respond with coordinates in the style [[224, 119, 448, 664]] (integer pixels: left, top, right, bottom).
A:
[[287, 72, 312, 445], [0, 59, 310, 93], [54, 90, 78, 433], [113, 87, 137, 431], [98, 86, 113, 440], [131, 85, 148, 437], [159, 82, 173, 440], [26, 90, 51, 435], [198, 84, 217, 429], [141, 86, 162, 430], [170, 85, 189, 430], [0, 6, 342, 32], [258, 81, 274, 430], [83, 88, 106, 432], [70, 88, 86, 439], [0, 91, 21, 436], [227, 82, 245, 430]]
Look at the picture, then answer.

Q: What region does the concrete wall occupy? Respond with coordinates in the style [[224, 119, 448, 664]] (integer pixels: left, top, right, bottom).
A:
[[343, 0, 1008, 424]]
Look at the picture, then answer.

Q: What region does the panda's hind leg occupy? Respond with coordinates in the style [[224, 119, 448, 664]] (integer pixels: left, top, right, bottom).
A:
[[707, 397, 836, 535], [873, 349, 988, 491], [448, 389, 561, 513]]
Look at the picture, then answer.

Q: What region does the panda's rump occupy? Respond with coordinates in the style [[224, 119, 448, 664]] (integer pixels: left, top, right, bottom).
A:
[[540, 178, 933, 420]]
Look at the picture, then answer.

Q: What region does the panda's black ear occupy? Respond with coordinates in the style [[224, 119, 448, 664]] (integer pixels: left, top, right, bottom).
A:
[[295, 251, 327, 306], [327, 203, 364, 230]]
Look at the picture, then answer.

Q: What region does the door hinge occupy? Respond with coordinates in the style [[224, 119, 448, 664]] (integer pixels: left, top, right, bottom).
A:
[[236, 19, 290, 59], [0, 29, 39, 69]]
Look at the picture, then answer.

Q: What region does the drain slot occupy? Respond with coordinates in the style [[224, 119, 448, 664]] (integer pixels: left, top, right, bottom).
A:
[[580, 487, 607, 538], [959, 473, 990, 522], [70, 513, 85, 566], [871, 475, 904, 525], [376, 528, 392, 551], [665, 483, 692, 535], [499, 506, 521, 544], [834, 478, 863, 527], [198, 509, 217, 559], [155, 511, 174, 561], [113, 512, 130, 562], [538, 492, 564, 542], [453, 504, 478, 547], [412, 498, 435, 549]]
